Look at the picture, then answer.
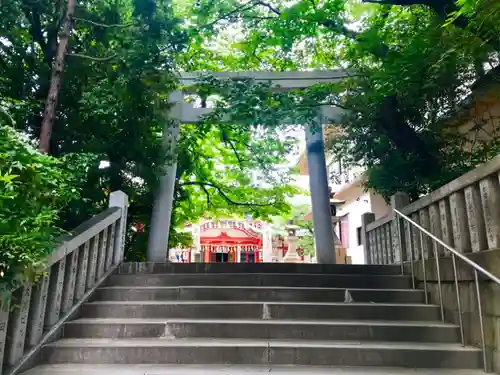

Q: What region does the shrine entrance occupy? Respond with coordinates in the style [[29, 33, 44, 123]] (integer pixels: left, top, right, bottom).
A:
[[196, 220, 264, 263], [213, 253, 229, 263], [238, 245, 260, 263], [147, 71, 348, 264], [240, 251, 255, 264]]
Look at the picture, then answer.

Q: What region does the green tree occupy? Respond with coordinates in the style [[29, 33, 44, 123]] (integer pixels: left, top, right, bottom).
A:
[[1, 0, 300, 261], [0, 121, 95, 290], [169, 122, 301, 248], [175, 0, 500, 201]]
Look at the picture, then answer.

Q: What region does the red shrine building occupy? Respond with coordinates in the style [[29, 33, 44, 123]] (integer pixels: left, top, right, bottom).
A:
[[170, 219, 311, 264], [198, 220, 265, 263]]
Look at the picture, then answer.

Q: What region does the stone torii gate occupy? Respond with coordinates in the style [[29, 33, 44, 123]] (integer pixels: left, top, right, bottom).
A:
[[147, 70, 348, 264]]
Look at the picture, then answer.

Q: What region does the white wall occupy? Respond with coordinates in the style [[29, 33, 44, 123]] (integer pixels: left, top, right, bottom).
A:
[[327, 158, 364, 192], [334, 188, 391, 265], [336, 192, 371, 265]]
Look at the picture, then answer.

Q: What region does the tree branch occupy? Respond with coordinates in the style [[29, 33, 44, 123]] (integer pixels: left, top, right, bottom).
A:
[[221, 128, 246, 170], [73, 16, 133, 28], [200, 184, 212, 209], [198, 0, 281, 30], [243, 15, 277, 21], [227, 139, 245, 168], [200, 1, 257, 29], [179, 181, 274, 207], [321, 20, 389, 58], [255, 1, 281, 15], [68, 53, 118, 61]]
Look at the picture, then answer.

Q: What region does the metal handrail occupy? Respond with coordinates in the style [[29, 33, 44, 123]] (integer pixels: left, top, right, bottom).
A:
[[394, 209, 500, 284], [393, 208, 497, 373]]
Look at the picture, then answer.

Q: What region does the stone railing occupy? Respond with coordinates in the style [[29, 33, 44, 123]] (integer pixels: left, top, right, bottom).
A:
[[361, 157, 500, 371], [363, 155, 500, 265], [0, 191, 128, 375]]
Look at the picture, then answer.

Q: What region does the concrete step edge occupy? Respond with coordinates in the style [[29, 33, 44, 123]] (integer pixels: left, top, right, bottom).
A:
[[66, 318, 457, 328], [97, 286, 423, 292], [83, 301, 439, 307], [111, 273, 411, 277], [19, 364, 487, 375], [43, 338, 480, 351]]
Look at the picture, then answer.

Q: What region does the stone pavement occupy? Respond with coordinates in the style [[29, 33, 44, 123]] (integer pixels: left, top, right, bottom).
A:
[[21, 364, 485, 375]]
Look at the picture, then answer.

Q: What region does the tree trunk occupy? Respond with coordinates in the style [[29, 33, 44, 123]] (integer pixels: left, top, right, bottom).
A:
[[38, 0, 76, 154], [376, 95, 441, 173]]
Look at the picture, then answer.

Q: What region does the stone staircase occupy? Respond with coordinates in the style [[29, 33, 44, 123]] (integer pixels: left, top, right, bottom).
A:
[[22, 263, 483, 374]]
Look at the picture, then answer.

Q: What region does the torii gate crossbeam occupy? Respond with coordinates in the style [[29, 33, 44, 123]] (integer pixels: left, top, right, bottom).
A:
[[147, 70, 348, 264]]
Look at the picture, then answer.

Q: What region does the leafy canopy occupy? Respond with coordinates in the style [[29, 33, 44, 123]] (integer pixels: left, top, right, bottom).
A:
[[1, 0, 303, 261], [169, 82, 303, 245], [1, 0, 188, 259], [175, 0, 500, 200]]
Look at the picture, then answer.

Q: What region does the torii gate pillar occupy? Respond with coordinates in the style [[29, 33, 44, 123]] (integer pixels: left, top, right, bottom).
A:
[[147, 92, 182, 262], [306, 122, 336, 263]]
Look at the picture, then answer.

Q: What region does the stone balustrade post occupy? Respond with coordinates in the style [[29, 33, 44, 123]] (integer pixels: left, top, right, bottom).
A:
[[7, 286, 32, 366], [44, 255, 66, 329], [391, 192, 410, 264], [361, 213, 375, 264], [0, 298, 10, 372], [109, 190, 129, 265], [27, 273, 50, 346]]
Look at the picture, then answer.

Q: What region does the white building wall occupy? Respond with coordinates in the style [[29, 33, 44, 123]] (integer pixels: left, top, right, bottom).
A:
[[336, 192, 371, 265], [335, 189, 391, 265], [327, 157, 364, 190]]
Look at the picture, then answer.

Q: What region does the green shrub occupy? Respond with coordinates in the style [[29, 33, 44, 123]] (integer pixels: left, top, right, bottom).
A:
[[0, 124, 95, 291]]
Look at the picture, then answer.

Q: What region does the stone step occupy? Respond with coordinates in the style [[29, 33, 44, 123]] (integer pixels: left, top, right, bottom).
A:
[[79, 301, 441, 321], [92, 286, 425, 303], [63, 318, 460, 343], [117, 263, 403, 275], [40, 338, 482, 369], [106, 273, 413, 289], [20, 364, 487, 375]]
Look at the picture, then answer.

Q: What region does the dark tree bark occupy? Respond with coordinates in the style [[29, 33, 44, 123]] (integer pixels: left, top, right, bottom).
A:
[[39, 0, 76, 154], [376, 96, 440, 171]]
